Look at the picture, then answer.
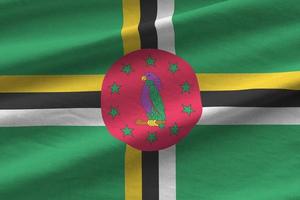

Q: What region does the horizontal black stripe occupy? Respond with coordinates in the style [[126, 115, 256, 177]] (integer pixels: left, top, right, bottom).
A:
[[0, 92, 100, 109], [1, 89, 300, 109], [202, 89, 300, 107]]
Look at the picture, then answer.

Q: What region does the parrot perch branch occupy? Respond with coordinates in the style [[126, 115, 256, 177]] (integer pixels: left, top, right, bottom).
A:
[[136, 119, 165, 126]]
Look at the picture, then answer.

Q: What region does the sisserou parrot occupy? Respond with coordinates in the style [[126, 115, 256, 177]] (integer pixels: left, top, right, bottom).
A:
[[140, 72, 166, 128]]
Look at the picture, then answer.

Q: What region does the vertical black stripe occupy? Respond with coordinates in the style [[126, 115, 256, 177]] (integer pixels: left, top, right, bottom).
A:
[[142, 151, 159, 200], [139, 0, 158, 48], [139, 1, 160, 199]]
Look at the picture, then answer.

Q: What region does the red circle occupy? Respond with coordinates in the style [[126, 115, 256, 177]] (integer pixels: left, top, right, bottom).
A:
[[101, 49, 202, 151]]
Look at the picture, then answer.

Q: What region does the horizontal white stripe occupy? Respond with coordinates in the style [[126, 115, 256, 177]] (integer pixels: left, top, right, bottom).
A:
[[198, 107, 300, 125], [0, 108, 102, 127], [1, 107, 300, 127]]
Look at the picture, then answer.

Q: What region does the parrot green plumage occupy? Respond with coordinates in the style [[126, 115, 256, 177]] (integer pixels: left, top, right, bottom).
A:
[[146, 80, 165, 121], [141, 72, 166, 128]]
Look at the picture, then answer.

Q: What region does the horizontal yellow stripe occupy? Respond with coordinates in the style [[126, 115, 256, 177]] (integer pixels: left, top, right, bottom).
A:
[[0, 75, 104, 93], [0, 72, 299, 92], [198, 71, 300, 91]]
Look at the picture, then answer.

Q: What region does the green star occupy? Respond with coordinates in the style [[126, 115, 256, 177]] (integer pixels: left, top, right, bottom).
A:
[[121, 125, 133, 136], [170, 123, 180, 135], [146, 56, 155, 66], [109, 107, 119, 118], [122, 64, 132, 74], [182, 104, 194, 116], [181, 82, 191, 93], [147, 132, 157, 143], [169, 63, 179, 73], [110, 82, 120, 94]]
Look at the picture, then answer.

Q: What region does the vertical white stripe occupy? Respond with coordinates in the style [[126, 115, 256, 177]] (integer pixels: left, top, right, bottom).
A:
[[156, 1, 176, 199], [159, 146, 176, 200], [155, 0, 176, 54]]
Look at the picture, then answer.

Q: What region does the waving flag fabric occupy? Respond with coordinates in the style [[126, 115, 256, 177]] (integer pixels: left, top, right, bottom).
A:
[[1, 0, 300, 200]]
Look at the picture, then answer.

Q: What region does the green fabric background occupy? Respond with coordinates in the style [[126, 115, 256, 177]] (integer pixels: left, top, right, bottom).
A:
[[0, 127, 125, 200], [174, 0, 300, 73], [0, 0, 123, 75], [177, 126, 300, 200]]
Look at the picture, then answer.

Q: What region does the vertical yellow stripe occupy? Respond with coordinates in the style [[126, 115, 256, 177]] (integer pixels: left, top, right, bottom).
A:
[[121, 0, 141, 54], [122, 0, 142, 200], [125, 145, 142, 200]]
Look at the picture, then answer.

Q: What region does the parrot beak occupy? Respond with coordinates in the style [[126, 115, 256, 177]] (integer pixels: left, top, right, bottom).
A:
[[141, 76, 147, 81]]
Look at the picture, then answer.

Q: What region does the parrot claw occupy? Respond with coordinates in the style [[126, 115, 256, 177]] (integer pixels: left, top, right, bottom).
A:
[[147, 120, 159, 127]]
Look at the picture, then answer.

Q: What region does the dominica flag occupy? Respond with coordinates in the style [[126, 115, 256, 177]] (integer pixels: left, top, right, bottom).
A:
[[1, 0, 300, 200]]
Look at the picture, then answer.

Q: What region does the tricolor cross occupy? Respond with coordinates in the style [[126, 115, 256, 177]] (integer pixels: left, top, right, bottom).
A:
[[1, 0, 300, 200]]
